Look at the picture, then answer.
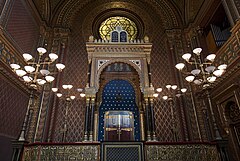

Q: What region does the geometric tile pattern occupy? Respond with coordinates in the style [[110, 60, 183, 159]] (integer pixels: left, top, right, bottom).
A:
[[6, 0, 39, 53], [0, 74, 29, 138], [52, 21, 88, 142], [151, 27, 176, 141]]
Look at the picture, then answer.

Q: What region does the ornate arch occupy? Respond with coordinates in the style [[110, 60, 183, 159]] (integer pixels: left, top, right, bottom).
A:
[[96, 59, 144, 92]]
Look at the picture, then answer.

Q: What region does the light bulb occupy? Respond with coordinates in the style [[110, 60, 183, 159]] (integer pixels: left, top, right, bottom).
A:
[[218, 64, 227, 70], [70, 96, 76, 100], [80, 93, 86, 97], [182, 53, 191, 61], [166, 85, 171, 89], [77, 88, 83, 92], [62, 85, 68, 89], [213, 69, 224, 77], [162, 96, 168, 100], [10, 64, 20, 70], [153, 93, 159, 98], [45, 75, 55, 82], [193, 79, 202, 85], [191, 69, 201, 75], [207, 76, 217, 83], [56, 63, 65, 71], [181, 88, 187, 93], [23, 53, 33, 61], [16, 69, 27, 77], [56, 93, 62, 97], [156, 88, 162, 93], [206, 54, 216, 62], [52, 88, 58, 92], [40, 69, 50, 76], [193, 47, 202, 55], [171, 85, 177, 90], [37, 47, 47, 54], [49, 53, 58, 61], [205, 66, 216, 73], [37, 79, 46, 85], [67, 85, 73, 89], [22, 76, 33, 82], [185, 75, 195, 82], [24, 66, 35, 73], [175, 63, 185, 70]]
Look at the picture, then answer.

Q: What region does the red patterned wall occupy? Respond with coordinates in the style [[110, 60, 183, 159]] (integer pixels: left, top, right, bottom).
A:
[[0, 74, 29, 138], [6, 0, 39, 53], [0, 0, 6, 14], [52, 20, 88, 142]]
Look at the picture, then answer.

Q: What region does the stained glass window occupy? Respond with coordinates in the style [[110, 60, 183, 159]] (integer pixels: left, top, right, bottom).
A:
[[99, 16, 137, 41]]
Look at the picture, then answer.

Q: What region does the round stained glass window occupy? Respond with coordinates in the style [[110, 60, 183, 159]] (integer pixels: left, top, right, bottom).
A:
[[99, 16, 137, 41]]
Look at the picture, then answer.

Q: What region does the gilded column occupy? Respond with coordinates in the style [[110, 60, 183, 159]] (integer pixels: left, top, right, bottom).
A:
[[145, 98, 151, 141], [83, 98, 90, 141], [89, 97, 95, 141]]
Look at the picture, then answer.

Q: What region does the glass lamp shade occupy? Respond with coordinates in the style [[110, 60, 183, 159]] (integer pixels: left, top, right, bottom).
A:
[[52, 88, 58, 92], [37, 79, 46, 85], [77, 88, 83, 92], [62, 85, 68, 89], [56, 93, 62, 97], [10, 64, 20, 70], [67, 85, 73, 89], [218, 64, 227, 70], [213, 69, 224, 77], [153, 93, 159, 98], [37, 47, 47, 54], [171, 85, 177, 90], [205, 66, 216, 73], [80, 93, 86, 97], [175, 63, 185, 70], [185, 75, 195, 82], [49, 53, 58, 61], [16, 69, 27, 77], [70, 96, 76, 100], [23, 53, 33, 61], [193, 79, 202, 85], [45, 75, 55, 82], [23, 76, 33, 82], [156, 88, 162, 93], [24, 66, 35, 73], [166, 85, 172, 89], [206, 54, 216, 62], [162, 96, 168, 100], [40, 69, 50, 76], [182, 53, 191, 61], [181, 88, 187, 93], [56, 63, 65, 71], [191, 69, 201, 75], [193, 47, 202, 55], [207, 76, 217, 83]]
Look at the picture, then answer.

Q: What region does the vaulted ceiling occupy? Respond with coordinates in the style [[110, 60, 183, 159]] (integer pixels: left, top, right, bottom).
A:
[[32, 0, 204, 29]]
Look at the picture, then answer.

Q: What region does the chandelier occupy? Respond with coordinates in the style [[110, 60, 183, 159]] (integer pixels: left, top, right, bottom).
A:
[[10, 47, 65, 89], [175, 47, 227, 88]]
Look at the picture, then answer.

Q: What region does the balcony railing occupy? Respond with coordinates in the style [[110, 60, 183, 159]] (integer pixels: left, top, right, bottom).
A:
[[21, 142, 100, 161], [145, 142, 220, 161], [20, 142, 220, 161]]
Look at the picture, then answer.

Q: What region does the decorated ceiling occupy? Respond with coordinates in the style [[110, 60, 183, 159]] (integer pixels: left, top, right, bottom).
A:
[[32, 0, 204, 29]]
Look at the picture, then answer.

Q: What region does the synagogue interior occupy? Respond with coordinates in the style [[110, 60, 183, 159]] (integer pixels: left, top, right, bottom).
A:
[[0, 0, 240, 161]]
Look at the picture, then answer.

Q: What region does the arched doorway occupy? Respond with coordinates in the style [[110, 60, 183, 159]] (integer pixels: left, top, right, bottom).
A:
[[97, 62, 142, 141], [98, 79, 141, 141]]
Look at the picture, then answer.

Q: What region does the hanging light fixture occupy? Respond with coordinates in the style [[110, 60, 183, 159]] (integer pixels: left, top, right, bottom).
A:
[[10, 47, 65, 89], [175, 47, 227, 88]]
